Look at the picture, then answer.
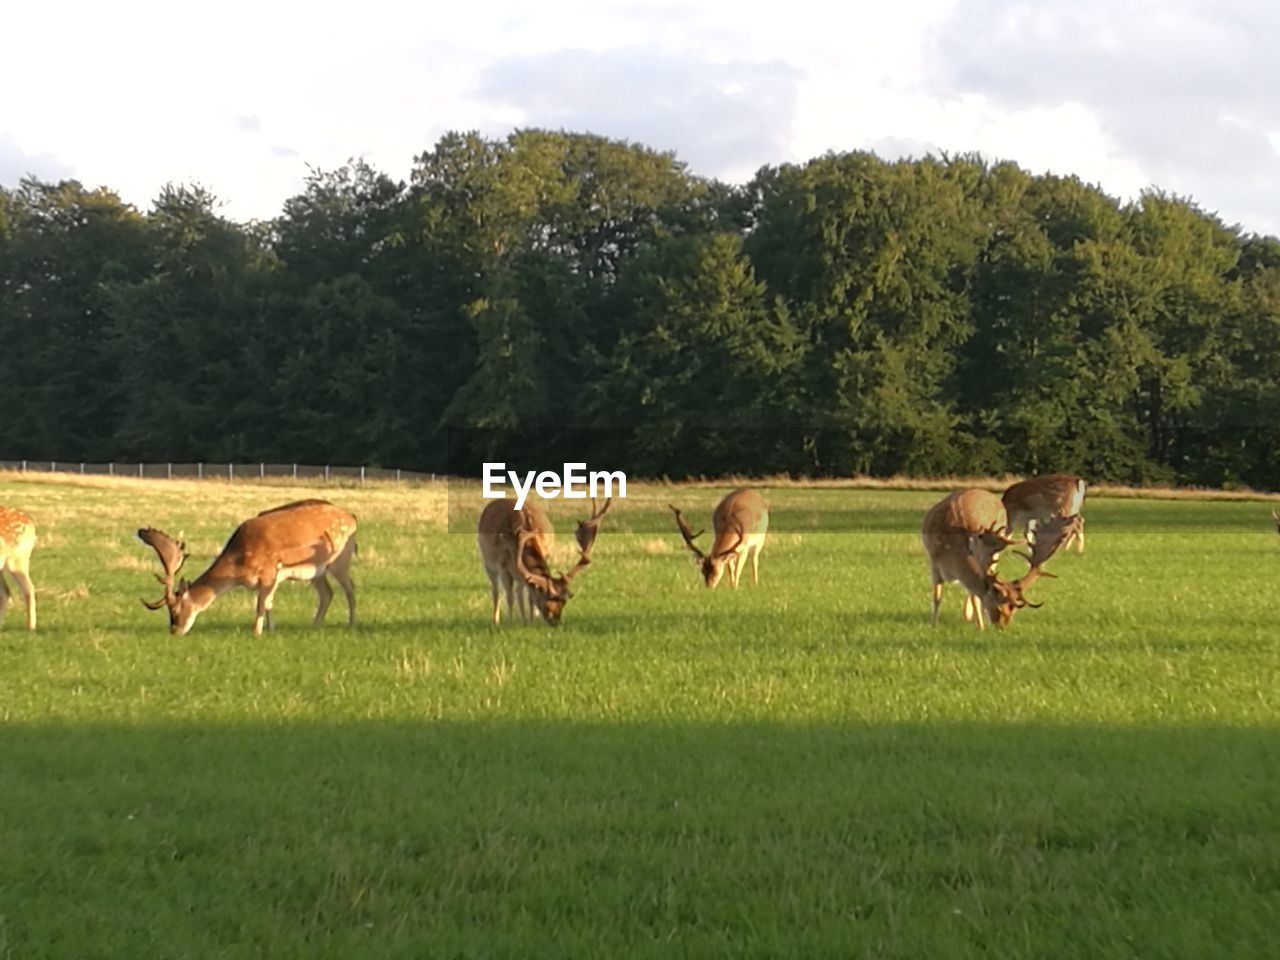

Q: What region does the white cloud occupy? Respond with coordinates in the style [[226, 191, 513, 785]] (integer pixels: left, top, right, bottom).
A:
[[1, 0, 1276, 234], [0, 132, 75, 185]]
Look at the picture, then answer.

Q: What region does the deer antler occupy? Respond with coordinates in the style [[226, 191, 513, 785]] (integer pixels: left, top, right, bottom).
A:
[[1005, 544, 1063, 609], [669, 505, 707, 560], [137, 527, 188, 610], [1023, 514, 1081, 569], [564, 497, 612, 584], [574, 497, 613, 557], [513, 527, 556, 595], [712, 524, 746, 560]]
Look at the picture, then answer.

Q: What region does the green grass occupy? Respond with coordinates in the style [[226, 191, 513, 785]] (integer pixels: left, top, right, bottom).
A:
[[1, 476, 1278, 958]]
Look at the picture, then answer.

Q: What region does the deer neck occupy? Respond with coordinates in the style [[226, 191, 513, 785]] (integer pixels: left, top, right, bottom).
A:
[[189, 560, 250, 608]]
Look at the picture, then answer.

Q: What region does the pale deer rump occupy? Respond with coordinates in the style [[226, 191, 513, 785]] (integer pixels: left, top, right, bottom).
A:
[[139, 499, 358, 636], [0, 505, 37, 631]]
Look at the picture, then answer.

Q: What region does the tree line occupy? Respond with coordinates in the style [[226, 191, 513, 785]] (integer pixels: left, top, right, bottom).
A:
[[2, 129, 1278, 488]]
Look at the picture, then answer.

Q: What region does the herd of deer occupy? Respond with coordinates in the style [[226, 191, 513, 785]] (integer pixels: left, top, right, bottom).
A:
[[0, 475, 1117, 635]]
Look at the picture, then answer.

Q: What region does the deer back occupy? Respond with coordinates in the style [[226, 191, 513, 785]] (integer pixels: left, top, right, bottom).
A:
[[711, 488, 769, 554], [921, 489, 1012, 579], [209, 500, 357, 583], [1002, 474, 1086, 523], [0, 506, 36, 564]]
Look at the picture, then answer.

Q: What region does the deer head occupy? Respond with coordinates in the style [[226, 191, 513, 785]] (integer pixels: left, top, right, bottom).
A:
[[976, 521, 1072, 627], [138, 527, 195, 634], [670, 505, 744, 588], [986, 520, 1075, 626], [978, 558, 1054, 628], [514, 497, 612, 626]]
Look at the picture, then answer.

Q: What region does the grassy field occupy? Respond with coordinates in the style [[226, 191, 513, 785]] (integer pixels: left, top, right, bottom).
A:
[[1, 474, 1278, 959]]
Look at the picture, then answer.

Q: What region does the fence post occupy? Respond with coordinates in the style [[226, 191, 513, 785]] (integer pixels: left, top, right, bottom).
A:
[[139, 463, 143, 478], [109, 463, 114, 477], [260, 463, 265, 479], [198, 462, 204, 480], [80, 462, 85, 474], [229, 463, 234, 482], [360, 466, 366, 486], [325, 465, 331, 482], [168, 463, 172, 480], [293, 463, 298, 480], [51, 461, 56, 473], [21, 460, 26, 472]]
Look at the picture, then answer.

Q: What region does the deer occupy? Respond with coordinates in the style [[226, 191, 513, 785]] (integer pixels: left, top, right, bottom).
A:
[[670, 488, 769, 589], [139, 499, 357, 636], [921, 489, 1065, 630], [0, 505, 37, 631], [1002, 474, 1087, 554], [476, 496, 611, 627]]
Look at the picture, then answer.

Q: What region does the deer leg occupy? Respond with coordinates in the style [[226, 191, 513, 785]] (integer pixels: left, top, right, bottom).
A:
[[11, 570, 35, 631], [972, 596, 987, 631], [488, 571, 502, 625], [327, 548, 357, 627], [750, 544, 761, 585], [729, 553, 743, 588], [1075, 517, 1086, 553], [498, 571, 516, 625], [512, 576, 529, 624], [0, 570, 9, 624], [312, 574, 335, 626], [254, 585, 277, 636], [930, 574, 944, 626]]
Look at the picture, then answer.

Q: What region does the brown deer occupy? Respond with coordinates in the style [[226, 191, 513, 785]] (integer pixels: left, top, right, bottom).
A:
[[476, 496, 611, 627], [921, 489, 1060, 629], [670, 488, 769, 589], [139, 499, 357, 636], [1002, 474, 1087, 554], [0, 505, 37, 631]]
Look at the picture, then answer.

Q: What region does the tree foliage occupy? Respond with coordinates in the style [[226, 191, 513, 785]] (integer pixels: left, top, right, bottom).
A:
[[1, 130, 1277, 488]]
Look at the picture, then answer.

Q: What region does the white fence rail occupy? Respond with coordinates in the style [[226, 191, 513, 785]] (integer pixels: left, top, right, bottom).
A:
[[0, 460, 438, 485]]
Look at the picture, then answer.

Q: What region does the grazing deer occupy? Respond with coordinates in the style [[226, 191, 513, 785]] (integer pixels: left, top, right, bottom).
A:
[[1002, 474, 1087, 554], [921, 489, 1059, 630], [670, 488, 769, 589], [139, 499, 357, 636], [477, 496, 611, 627], [0, 506, 37, 631]]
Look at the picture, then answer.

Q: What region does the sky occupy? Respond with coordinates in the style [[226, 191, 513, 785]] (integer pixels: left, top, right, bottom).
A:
[[3, 0, 1279, 236]]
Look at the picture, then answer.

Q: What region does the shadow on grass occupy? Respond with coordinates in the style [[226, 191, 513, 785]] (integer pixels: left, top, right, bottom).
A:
[[1, 719, 1277, 959]]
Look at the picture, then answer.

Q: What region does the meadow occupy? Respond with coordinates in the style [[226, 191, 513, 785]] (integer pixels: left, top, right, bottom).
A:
[[1, 473, 1278, 959]]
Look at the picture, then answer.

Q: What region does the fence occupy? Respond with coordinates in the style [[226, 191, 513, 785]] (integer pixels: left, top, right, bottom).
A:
[[0, 460, 439, 485]]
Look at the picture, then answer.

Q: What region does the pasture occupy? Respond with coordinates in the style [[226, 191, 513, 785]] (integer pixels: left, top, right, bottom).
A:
[[1, 474, 1277, 959]]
